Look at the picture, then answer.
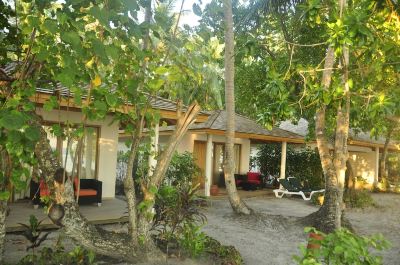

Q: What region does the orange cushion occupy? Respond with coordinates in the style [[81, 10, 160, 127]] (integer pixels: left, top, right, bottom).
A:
[[40, 190, 50, 196], [39, 180, 50, 196], [74, 177, 79, 190], [78, 189, 97, 196]]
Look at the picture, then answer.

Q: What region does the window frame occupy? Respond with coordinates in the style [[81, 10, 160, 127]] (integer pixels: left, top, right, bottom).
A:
[[42, 121, 100, 180]]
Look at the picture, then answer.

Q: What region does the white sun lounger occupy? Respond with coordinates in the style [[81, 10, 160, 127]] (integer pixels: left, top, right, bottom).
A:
[[273, 188, 325, 201]]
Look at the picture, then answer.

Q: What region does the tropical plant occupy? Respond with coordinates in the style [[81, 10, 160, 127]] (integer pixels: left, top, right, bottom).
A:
[[164, 152, 201, 187], [19, 245, 96, 265], [153, 184, 206, 254], [178, 222, 207, 258], [294, 227, 390, 265], [18, 215, 51, 257], [204, 235, 243, 265]]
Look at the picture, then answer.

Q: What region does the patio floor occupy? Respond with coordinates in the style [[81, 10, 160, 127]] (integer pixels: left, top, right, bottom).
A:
[[6, 198, 128, 232], [198, 188, 275, 199], [6, 189, 275, 232]]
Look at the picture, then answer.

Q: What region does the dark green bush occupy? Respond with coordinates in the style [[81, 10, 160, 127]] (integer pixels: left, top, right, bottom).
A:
[[204, 236, 243, 265], [154, 152, 206, 258], [18, 246, 95, 265], [344, 189, 375, 208], [294, 227, 390, 265], [165, 151, 201, 186], [255, 144, 324, 189]]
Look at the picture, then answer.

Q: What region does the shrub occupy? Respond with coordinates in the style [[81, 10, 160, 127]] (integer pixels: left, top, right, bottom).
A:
[[18, 246, 96, 265], [344, 189, 375, 208], [294, 227, 390, 265], [255, 144, 324, 189], [154, 152, 206, 257], [204, 236, 243, 265], [165, 151, 201, 187], [179, 223, 207, 258]]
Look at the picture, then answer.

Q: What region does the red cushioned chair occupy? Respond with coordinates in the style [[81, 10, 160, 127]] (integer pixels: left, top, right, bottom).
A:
[[241, 172, 262, 191], [31, 177, 102, 207]]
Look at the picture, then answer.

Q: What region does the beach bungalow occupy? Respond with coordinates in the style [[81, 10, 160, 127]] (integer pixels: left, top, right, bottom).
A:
[[279, 118, 400, 189]]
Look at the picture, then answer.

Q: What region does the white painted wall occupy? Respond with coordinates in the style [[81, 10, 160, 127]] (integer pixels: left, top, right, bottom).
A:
[[348, 151, 377, 185], [36, 108, 119, 199]]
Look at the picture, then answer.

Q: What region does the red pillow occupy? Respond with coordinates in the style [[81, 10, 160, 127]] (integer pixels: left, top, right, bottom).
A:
[[247, 172, 261, 181]]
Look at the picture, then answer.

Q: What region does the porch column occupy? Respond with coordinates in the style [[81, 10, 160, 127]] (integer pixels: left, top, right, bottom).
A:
[[148, 122, 159, 176], [374, 146, 379, 184], [280, 141, 287, 179], [205, 134, 213, 197]]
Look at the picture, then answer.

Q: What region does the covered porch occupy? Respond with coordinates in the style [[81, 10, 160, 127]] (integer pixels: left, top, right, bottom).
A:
[[6, 198, 128, 232]]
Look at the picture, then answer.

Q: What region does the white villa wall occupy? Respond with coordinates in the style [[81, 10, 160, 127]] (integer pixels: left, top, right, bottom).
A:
[[36, 108, 119, 198], [348, 152, 376, 184]]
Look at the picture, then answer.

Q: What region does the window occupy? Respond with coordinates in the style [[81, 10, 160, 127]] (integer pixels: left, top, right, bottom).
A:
[[212, 143, 241, 184], [43, 125, 99, 179]]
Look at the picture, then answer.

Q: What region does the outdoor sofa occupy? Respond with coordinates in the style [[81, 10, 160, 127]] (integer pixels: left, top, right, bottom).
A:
[[30, 178, 102, 207], [235, 172, 263, 190]]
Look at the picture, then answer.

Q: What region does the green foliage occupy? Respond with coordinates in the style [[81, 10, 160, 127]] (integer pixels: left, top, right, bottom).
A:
[[165, 152, 201, 187], [154, 152, 206, 257], [18, 215, 51, 254], [178, 222, 207, 258], [344, 189, 375, 208], [294, 227, 390, 265], [204, 235, 243, 265], [153, 184, 206, 244], [18, 246, 96, 265], [255, 144, 324, 189]]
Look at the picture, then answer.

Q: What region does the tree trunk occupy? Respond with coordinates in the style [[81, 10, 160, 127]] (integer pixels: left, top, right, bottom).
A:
[[136, 101, 201, 248], [33, 119, 144, 262], [0, 201, 7, 264], [223, 0, 252, 215], [302, 0, 352, 234], [303, 48, 348, 233], [379, 126, 393, 182]]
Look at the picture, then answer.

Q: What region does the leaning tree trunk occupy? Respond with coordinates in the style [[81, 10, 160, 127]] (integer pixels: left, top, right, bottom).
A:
[[222, 0, 252, 215], [33, 116, 141, 262], [0, 200, 6, 264], [136, 101, 201, 249], [379, 126, 393, 182]]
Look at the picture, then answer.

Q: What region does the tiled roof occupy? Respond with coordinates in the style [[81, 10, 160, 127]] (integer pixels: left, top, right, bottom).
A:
[[1, 64, 206, 114], [192, 110, 303, 139], [279, 118, 397, 147], [159, 110, 304, 141]]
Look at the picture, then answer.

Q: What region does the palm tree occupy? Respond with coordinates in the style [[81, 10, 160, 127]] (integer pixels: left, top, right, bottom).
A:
[[223, 0, 252, 215]]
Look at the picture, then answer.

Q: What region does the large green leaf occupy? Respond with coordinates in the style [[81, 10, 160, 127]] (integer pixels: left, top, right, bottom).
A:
[[0, 111, 26, 131], [61, 31, 81, 48], [0, 191, 10, 201], [25, 126, 41, 142]]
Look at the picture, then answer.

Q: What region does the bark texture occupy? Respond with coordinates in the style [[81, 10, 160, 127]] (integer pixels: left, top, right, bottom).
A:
[[379, 126, 393, 182], [0, 201, 6, 264], [34, 117, 143, 262], [223, 0, 252, 215], [303, 43, 351, 233], [137, 101, 201, 248]]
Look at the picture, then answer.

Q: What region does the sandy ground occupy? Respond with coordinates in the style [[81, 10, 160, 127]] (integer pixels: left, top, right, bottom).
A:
[[4, 193, 399, 264], [203, 193, 400, 265]]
